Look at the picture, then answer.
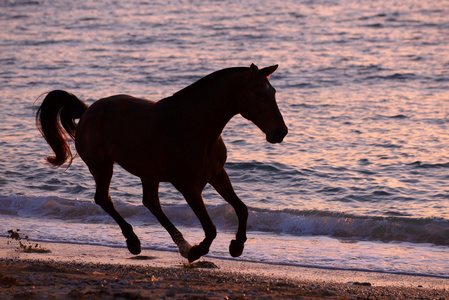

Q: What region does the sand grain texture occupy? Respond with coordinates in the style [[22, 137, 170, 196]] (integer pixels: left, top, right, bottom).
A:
[[0, 237, 447, 299]]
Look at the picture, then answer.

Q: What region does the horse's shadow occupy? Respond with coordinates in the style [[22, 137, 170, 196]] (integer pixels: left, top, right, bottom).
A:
[[127, 255, 157, 260], [183, 260, 219, 269], [127, 255, 218, 269]]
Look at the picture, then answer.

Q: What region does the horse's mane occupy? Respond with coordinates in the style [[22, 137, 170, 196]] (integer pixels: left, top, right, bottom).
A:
[[171, 67, 248, 100]]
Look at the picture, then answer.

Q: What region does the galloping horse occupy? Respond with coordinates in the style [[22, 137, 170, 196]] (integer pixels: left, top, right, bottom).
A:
[[36, 64, 288, 262]]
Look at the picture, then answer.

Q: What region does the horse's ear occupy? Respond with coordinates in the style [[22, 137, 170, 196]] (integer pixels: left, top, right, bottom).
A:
[[260, 65, 278, 78], [249, 63, 259, 78]]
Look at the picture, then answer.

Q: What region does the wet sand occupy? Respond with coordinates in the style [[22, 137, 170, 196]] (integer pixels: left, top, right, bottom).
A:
[[0, 237, 448, 299]]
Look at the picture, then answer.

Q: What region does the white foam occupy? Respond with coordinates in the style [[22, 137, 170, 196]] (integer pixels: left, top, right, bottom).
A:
[[1, 194, 448, 246]]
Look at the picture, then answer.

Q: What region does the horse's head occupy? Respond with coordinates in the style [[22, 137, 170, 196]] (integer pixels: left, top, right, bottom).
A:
[[239, 63, 288, 144]]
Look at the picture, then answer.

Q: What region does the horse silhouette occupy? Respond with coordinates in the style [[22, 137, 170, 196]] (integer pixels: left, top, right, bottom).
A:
[[36, 64, 288, 262]]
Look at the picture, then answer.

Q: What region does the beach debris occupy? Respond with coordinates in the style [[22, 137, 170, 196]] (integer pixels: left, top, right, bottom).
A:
[[6, 229, 51, 253]]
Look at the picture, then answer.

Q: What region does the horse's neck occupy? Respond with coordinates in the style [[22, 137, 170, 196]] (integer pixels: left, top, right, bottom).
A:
[[168, 72, 245, 140], [181, 91, 238, 139]]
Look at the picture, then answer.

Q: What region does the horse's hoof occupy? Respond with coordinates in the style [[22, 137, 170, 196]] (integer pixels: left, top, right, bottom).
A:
[[126, 235, 141, 255], [229, 239, 244, 257], [188, 245, 207, 263], [179, 241, 192, 259]]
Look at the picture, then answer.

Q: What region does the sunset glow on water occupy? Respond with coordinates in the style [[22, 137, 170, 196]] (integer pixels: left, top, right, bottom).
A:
[[1, 0, 448, 276]]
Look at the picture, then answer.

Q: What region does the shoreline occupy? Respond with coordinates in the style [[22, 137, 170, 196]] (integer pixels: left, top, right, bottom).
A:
[[1, 237, 448, 299]]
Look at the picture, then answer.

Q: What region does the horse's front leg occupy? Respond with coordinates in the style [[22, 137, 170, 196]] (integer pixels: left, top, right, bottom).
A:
[[141, 180, 192, 258], [210, 169, 248, 258], [175, 184, 217, 262]]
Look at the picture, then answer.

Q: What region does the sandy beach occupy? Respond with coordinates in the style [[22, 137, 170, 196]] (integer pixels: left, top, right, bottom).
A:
[[0, 237, 448, 299]]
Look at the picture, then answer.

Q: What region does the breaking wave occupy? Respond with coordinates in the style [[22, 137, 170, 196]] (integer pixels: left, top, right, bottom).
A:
[[2, 194, 447, 246]]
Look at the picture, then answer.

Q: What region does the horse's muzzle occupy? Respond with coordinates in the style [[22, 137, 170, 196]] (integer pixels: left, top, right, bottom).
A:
[[266, 126, 288, 144]]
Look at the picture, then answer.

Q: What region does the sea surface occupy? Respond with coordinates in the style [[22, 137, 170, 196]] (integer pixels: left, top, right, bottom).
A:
[[1, 0, 449, 277]]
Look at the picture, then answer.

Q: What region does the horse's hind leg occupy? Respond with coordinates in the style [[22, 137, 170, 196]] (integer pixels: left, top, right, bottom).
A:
[[174, 184, 217, 263], [141, 180, 191, 258], [210, 169, 248, 257], [89, 162, 141, 255]]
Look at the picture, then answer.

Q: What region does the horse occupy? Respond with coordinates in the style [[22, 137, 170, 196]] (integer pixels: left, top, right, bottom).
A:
[[36, 63, 288, 262]]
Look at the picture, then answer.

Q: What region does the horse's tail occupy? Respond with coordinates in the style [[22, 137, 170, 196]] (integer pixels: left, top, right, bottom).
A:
[[36, 90, 88, 167]]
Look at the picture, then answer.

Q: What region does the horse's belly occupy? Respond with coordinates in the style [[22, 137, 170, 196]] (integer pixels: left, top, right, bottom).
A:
[[114, 144, 223, 186], [115, 154, 170, 182]]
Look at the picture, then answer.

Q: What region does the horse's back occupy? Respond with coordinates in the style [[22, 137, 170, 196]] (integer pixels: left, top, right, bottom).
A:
[[86, 94, 156, 115], [76, 95, 158, 163], [77, 95, 157, 137]]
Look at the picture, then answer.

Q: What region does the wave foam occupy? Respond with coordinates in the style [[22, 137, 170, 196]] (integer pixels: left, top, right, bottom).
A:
[[1, 194, 448, 246]]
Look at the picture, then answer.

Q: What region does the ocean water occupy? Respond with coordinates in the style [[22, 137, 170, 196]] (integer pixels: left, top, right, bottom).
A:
[[1, 0, 449, 277]]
